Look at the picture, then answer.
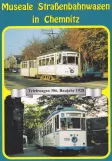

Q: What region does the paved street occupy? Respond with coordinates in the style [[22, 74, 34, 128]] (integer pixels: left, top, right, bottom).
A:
[[5, 73, 108, 90], [9, 143, 108, 157], [9, 147, 49, 157]]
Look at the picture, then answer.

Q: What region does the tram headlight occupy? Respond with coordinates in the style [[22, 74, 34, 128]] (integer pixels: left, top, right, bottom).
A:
[[72, 136, 78, 143]]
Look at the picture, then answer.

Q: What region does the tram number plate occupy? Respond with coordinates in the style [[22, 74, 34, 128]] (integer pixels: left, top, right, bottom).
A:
[[64, 138, 70, 141]]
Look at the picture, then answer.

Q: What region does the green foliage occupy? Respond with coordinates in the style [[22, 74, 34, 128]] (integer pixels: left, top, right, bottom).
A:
[[24, 104, 43, 129]]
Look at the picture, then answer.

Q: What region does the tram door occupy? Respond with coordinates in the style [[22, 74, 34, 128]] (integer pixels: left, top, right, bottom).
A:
[[29, 60, 37, 77]]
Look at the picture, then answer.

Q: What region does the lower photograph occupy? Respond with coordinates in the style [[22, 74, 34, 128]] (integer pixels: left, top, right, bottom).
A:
[[4, 94, 108, 157]]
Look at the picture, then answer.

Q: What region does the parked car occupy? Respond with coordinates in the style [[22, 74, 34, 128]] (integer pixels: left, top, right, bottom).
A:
[[82, 68, 103, 79]]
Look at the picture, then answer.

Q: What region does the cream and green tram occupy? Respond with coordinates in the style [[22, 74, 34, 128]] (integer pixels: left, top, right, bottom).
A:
[[35, 106, 88, 153]]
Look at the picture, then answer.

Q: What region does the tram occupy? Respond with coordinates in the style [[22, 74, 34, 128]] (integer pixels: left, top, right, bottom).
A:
[[35, 105, 88, 154], [20, 50, 81, 80]]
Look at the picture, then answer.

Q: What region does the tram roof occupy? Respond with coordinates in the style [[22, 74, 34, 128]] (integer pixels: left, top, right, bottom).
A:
[[46, 106, 86, 121], [38, 50, 78, 57]]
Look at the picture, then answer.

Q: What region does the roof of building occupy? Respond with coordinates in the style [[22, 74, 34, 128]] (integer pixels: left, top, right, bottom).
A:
[[6, 54, 22, 64]]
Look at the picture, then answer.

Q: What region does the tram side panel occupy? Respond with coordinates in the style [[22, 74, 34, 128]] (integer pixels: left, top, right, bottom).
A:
[[38, 65, 56, 76], [55, 65, 79, 77], [37, 64, 80, 78], [35, 129, 43, 148], [43, 133, 55, 148], [20, 68, 29, 77]]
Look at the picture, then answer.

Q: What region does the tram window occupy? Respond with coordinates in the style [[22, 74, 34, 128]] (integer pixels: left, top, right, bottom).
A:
[[48, 124, 50, 134], [42, 59, 45, 66], [47, 124, 49, 134], [50, 57, 54, 65], [43, 127, 45, 136], [34, 61, 37, 68], [29, 61, 32, 68], [76, 57, 78, 65], [39, 60, 41, 66], [55, 117, 57, 131], [81, 118, 85, 130], [55, 116, 59, 131], [45, 126, 46, 135], [67, 118, 80, 129], [50, 123, 52, 133], [60, 118, 66, 130], [68, 57, 75, 63], [63, 56, 67, 64], [32, 61, 34, 68], [40, 129, 43, 137], [46, 58, 49, 65], [25, 62, 28, 68], [57, 115, 59, 129], [57, 54, 61, 64]]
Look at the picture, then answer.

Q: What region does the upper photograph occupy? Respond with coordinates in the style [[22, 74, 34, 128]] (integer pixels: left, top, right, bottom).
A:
[[4, 27, 108, 90]]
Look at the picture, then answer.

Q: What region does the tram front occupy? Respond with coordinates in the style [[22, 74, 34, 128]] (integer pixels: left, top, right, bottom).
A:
[[54, 108, 88, 152]]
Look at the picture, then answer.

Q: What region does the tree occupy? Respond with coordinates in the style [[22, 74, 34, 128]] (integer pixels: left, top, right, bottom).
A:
[[65, 28, 108, 71], [24, 104, 43, 129], [21, 38, 41, 60], [23, 104, 43, 143]]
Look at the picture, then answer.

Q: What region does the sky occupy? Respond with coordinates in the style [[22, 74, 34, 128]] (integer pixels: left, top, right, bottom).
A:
[[4, 28, 60, 58]]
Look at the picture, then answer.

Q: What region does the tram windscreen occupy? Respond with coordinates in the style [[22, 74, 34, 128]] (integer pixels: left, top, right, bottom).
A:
[[60, 118, 80, 130], [63, 56, 76, 64], [68, 57, 75, 63], [67, 118, 80, 129]]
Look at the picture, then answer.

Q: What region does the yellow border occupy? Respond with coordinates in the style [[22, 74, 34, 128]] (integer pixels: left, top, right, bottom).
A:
[[2, 26, 111, 160]]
